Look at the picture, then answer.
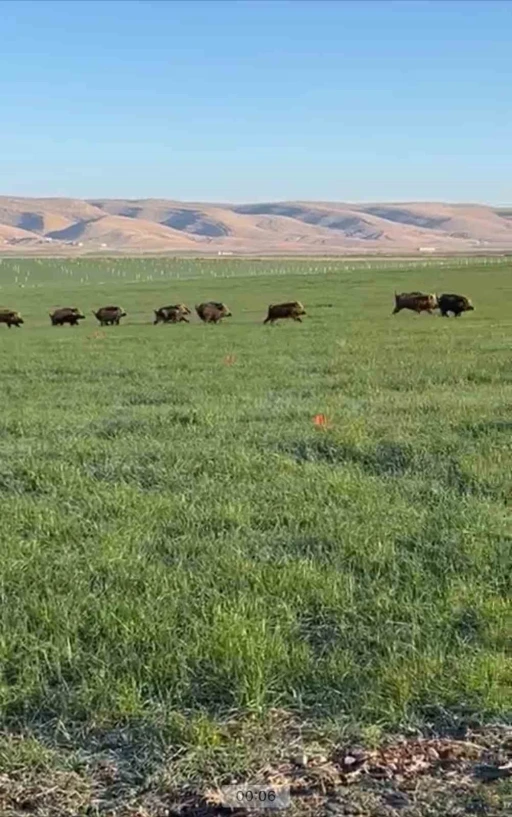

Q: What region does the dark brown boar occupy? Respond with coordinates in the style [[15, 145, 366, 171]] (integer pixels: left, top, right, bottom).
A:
[[437, 293, 474, 317], [195, 302, 232, 323], [93, 306, 127, 326], [263, 301, 306, 325], [50, 307, 85, 326]]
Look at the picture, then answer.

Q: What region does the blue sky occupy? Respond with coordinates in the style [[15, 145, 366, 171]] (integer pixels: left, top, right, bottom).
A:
[[0, 0, 510, 203]]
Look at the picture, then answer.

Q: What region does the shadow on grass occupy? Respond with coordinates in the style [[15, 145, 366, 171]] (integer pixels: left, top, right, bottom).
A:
[[91, 409, 201, 439], [459, 419, 512, 438], [286, 439, 413, 474], [0, 466, 51, 497], [282, 438, 484, 496]]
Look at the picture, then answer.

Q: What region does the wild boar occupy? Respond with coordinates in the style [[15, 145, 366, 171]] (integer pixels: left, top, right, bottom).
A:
[[263, 301, 306, 325], [153, 303, 191, 324], [392, 292, 438, 315], [437, 293, 474, 317], [195, 302, 232, 324], [93, 306, 127, 326], [50, 307, 85, 326], [0, 309, 24, 328]]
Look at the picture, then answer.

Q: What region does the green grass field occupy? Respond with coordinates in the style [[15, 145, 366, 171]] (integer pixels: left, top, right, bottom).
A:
[[0, 257, 511, 812]]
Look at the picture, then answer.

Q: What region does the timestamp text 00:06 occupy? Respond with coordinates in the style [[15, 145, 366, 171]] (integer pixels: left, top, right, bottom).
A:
[[236, 789, 277, 802]]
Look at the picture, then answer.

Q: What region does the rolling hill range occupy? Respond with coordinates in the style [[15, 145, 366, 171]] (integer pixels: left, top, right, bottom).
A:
[[0, 197, 511, 254]]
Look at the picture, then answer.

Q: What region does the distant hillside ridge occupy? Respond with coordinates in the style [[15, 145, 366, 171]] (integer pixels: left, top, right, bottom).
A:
[[0, 196, 510, 254]]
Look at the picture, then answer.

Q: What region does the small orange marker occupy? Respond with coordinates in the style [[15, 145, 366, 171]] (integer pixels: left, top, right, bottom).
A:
[[313, 413, 330, 428]]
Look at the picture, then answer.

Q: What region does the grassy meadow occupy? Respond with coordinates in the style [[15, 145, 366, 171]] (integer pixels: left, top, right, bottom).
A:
[[0, 256, 511, 809]]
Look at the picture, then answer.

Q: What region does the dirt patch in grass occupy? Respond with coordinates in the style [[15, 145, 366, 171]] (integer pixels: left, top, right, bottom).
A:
[[1, 715, 511, 816]]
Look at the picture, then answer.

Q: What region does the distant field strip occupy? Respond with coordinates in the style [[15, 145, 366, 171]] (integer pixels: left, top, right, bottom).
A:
[[0, 255, 511, 293]]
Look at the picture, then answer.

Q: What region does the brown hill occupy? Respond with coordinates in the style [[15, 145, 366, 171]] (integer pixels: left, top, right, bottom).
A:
[[43, 214, 199, 250], [0, 223, 41, 245], [0, 197, 510, 254]]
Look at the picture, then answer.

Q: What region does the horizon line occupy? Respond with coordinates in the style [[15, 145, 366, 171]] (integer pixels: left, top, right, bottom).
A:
[[0, 194, 510, 208]]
